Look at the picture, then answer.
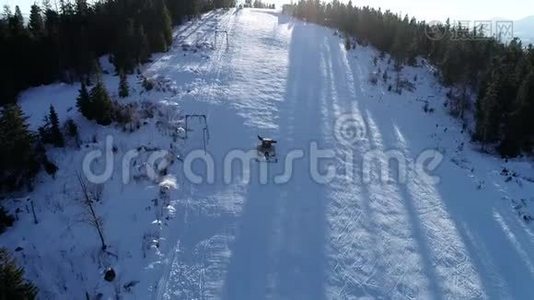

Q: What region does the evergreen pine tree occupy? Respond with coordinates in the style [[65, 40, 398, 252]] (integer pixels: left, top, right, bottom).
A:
[[38, 114, 51, 144], [1, 0, 207, 103], [158, 0, 171, 45], [89, 80, 114, 125], [118, 71, 129, 98], [135, 24, 150, 63], [476, 78, 501, 143], [113, 19, 137, 73], [65, 119, 78, 138], [10, 6, 25, 35], [146, 0, 173, 52], [500, 70, 534, 155], [0, 248, 38, 299], [64, 119, 79, 147], [76, 82, 92, 120], [48, 105, 64, 147], [0, 105, 39, 191], [28, 4, 44, 37]]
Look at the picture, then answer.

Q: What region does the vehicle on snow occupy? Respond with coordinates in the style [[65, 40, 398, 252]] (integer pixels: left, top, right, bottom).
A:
[[256, 135, 278, 163]]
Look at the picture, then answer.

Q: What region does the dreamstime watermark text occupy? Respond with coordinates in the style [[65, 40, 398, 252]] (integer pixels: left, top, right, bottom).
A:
[[81, 137, 443, 187]]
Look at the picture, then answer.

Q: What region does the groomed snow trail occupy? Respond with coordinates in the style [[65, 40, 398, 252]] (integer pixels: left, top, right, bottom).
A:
[[146, 8, 534, 299]]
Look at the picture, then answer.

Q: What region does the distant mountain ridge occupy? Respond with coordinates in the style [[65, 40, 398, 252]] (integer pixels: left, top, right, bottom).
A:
[[515, 15, 534, 44]]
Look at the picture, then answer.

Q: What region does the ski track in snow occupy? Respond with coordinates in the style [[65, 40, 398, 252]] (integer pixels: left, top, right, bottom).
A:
[[8, 8, 534, 299]]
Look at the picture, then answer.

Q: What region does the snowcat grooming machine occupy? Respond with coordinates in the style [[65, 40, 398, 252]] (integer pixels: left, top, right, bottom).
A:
[[256, 135, 278, 163]]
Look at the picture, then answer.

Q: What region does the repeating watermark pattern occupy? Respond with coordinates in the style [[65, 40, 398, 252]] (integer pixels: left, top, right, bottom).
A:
[[82, 118, 444, 187], [426, 20, 448, 41], [334, 113, 367, 146], [425, 20, 514, 41]]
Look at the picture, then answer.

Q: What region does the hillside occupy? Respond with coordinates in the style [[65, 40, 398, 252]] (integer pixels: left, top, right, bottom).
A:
[[3, 8, 534, 299]]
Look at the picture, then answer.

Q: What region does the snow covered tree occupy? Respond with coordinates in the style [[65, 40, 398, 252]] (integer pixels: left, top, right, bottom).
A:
[[48, 105, 64, 147], [0, 248, 37, 299], [118, 71, 129, 98], [89, 80, 114, 125], [0, 105, 39, 191], [65, 119, 78, 138], [64, 118, 80, 147], [78, 78, 114, 125], [37, 118, 50, 144], [76, 82, 92, 120], [37, 105, 64, 147]]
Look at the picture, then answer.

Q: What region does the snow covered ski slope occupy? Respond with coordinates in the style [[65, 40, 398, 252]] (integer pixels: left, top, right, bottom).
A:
[[10, 8, 534, 299], [142, 8, 534, 299]]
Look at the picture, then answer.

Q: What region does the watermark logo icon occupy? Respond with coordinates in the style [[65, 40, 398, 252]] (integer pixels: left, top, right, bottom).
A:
[[334, 114, 367, 146], [425, 21, 447, 41], [474, 20, 492, 38], [496, 21, 513, 41]]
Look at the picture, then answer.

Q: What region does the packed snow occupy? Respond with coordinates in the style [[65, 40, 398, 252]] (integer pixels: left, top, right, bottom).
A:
[[2, 7, 534, 299]]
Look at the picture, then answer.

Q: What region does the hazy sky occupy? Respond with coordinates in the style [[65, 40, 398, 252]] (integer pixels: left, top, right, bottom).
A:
[[2, 0, 533, 21]]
